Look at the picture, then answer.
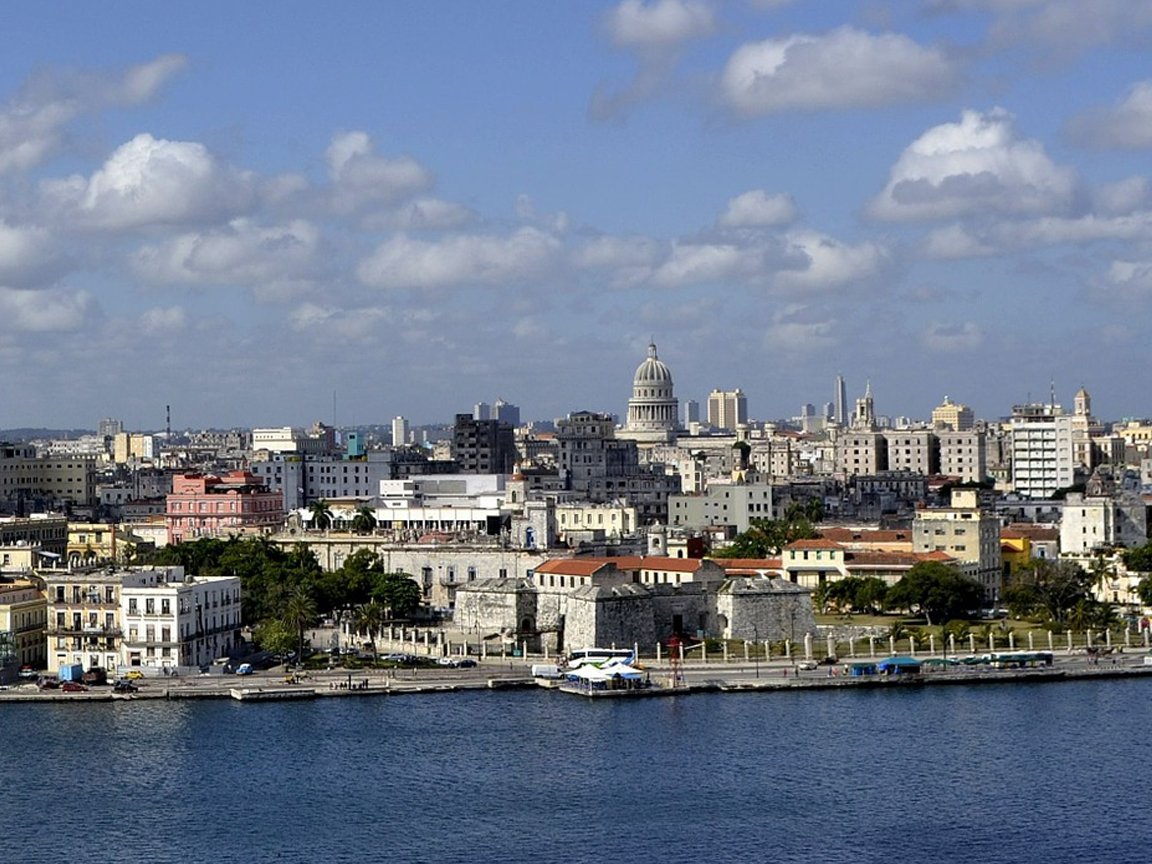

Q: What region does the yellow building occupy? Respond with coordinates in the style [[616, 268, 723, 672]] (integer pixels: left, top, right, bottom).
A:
[[0, 580, 47, 676], [932, 396, 975, 431], [68, 522, 149, 567], [112, 432, 155, 464]]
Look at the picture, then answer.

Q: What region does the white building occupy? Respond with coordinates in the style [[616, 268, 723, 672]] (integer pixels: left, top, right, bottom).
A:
[[1010, 404, 1075, 498], [707, 389, 748, 431], [912, 488, 1002, 600], [622, 342, 679, 444], [938, 430, 987, 483], [392, 416, 409, 446], [669, 482, 777, 533], [120, 568, 242, 670], [1059, 492, 1147, 556]]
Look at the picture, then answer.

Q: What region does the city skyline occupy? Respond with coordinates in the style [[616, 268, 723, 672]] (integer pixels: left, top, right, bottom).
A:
[[4, 2, 1152, 427]]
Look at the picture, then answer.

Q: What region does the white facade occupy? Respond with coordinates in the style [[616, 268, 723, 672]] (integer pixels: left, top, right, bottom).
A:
[[1059, 492, 1147, 555], [392, 416, 409, 446], [624, 343, 678, 443], [1010, 405, 1075, 498], [555, 503, 637, 540], [669, 482, 777, 533], [121, 570, 242, 670]]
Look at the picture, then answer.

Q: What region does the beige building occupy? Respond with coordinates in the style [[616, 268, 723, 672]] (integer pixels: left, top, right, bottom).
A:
[[112, 432, 155, 464], [912, 488, 1002, 600], [835, 431, 887, 477], [938, 430, 987, 483], [0, 447, 96, 507], [886, 430, 939, 475], [1, 580, 47, 677], [931, 396, 974, 431], [707, 389, 747, 431], [44, 570, 127, 673]]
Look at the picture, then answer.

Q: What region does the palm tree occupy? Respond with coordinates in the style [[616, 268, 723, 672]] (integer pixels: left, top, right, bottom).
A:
[[351, 506, 377, 535], [354, 601, 386, 660], [308, 500, 332, 533], [283, 586, 318, 663]]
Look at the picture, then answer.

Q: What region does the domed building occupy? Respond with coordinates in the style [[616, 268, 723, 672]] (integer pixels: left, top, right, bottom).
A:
[[622, 342, 679, 444]]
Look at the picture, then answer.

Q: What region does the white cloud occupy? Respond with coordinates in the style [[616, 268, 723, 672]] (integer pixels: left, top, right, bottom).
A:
[[0, 54, 187, 175], [326, 131, 433, 214], [921, 321, 983, 352], [868, 108, 1078, 221], [139, 305, 186, 334], [650, 241, 757, 287], [360, 198, 477, 232], [289, 302, 390, 340], [572, 235, 661, 269], [1067, 81, 1152, 150], [0, 286, 92, 332], [774, 230, 890, 291], [1091, 259, 1152, 302], [131, 219, 322, 290], [42, 133, 255, 230], [718, 189, 799, 227], [0, 220, 63, 287], [357, 227, 562, 290], [591, 0, 715, 122], [604, 0, 715, 47], [720, 27, 956, 116]]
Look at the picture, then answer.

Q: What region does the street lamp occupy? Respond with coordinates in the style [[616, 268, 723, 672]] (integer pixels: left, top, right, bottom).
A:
[[753, 623, 760, 679]]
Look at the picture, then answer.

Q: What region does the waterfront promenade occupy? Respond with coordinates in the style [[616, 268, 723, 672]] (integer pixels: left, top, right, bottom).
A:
[[4, 651, 1150, 703]]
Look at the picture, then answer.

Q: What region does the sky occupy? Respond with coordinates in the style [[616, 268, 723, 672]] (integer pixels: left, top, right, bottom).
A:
[[4, 1, 1152, 430]]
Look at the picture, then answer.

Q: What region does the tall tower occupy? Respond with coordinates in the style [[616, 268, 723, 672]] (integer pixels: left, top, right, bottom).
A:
[[835, 374, 847, 426], [853, 380, 875, 430], [1074, 386, 1091, 418], [391, 416, 409, 447]]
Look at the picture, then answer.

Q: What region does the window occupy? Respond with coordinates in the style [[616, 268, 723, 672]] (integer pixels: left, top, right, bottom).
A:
[[145, 598, 155, 614], [128, 598, 138, 614]]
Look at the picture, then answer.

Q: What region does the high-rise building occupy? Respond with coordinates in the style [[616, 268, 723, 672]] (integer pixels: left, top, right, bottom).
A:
[[392, 416, 409, 447], [97, 418, 123, 439], [707, 389, 747, 431], [453, 414, 517, 474], [1010, 403, 1075, 498], [931, 396, 974, 431], [473, 402, 491, 421], [683, 399, 699, 426], [493, 399, 520, 427], [835, 374, 847, 426]]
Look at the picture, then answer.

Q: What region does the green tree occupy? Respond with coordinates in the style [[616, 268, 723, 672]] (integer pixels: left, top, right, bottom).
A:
[[373, 571, 423, 619], [1007, 559, 1092, 625], [713, 517, 820, 559], [282, 585, 318, 661], [253, 619, 296, 655], [351, 506, 377, 535], [309, 500, 333, 532], [885, 562, 983, 626], [353, 601, 387, 659], [1139, 577, 1152, 607], [1123, 543, 1152, 574]]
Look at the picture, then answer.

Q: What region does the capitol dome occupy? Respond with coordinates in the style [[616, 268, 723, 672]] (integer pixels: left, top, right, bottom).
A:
[[633, 343, 673, 385], [624, 342, 678, 442]]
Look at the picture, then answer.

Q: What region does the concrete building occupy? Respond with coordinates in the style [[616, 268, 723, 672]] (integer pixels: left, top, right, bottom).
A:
[[668, 482, 777, 534], [938, 430, 987, 483], [780, 538, 956, 588], [120, 569, 241, 670], [886, 430, 939, 475], [0, 580, 47, 678], [392, 416, 409, 447], [1059, 492, 1147, 556], [0, 514, 68, 558], [452, 414, 517, 475], [1010, 403, 1075, 498], [493, 399, 520, 427], [835, 431, 888, 477], [251, 451, 397, 510], [622, 343, 678, 444], [0, 446, 97, 508], [932, 396, 975, 431], [97, 418, 124, 439], [252, 423, 336, 456], [44, 569, 126, 673], [113, 432, 155, 464], [912, 488, 1002, 600], [166, 471, 283, 544], [707, 389, 747, 431], [554, 503, 638, 545], [835, 374, 847, 427]]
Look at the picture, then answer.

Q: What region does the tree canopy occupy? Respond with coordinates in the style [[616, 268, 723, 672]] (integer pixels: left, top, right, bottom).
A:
[[714, 516, 820, 559], [1003, 559, 1096, 625], [885, 561, 983, 625]]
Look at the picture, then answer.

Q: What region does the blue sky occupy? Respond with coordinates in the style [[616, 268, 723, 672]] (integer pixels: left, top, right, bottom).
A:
[[3, 1, 1152, 430]]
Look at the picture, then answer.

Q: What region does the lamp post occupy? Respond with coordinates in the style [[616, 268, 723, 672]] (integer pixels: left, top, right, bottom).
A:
[[753, 624, 760, 679]]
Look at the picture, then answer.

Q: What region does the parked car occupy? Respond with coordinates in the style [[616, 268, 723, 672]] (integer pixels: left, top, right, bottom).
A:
[[60, 681, 88, 692], [37, 677, 59, 689], [436, 657, 456, 666], [113, 680, 139, 693], [796, 661, 818, 671], [124, 670, 145, 680], [455, 659, 477, 668], [18, 665, 36, 679], [235, 663, 254, 675], [82, 667, 108, 686]]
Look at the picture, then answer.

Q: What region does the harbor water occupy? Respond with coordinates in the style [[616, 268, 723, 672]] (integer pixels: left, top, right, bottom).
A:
[[3, 678, 1150, 864]]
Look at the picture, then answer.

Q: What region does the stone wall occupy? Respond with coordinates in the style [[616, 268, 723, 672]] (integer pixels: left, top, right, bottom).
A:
[[715, 577, 817, 642]]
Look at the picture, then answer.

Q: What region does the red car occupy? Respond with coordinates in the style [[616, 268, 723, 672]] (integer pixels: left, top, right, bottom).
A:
[[60, 681, 88, 692]]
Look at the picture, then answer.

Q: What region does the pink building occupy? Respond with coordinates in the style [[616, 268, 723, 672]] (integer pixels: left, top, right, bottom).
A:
[[166, 471, 284, 544]]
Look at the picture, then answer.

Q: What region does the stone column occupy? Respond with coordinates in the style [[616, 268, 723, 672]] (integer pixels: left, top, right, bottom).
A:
[[634, 642, 640, 662], [1087, 630, 1094, 649], [1124, 629, 1131, 649], [929, 634, 936, 656], [804, 632, 813, 660], [868, 636, 876, 658], [910, 636, 917, 657], [656, 642, 662, 662], [1047, 630, 1054, 652], [1066, 631, 1073, 655], [969, 634, 976, 653], [1105, 629, 1112, 649], [1008, 631, 1015, 650], [948, 633, 956, 656], [826, 635, 835, 659], [522, 640, 528, 659], [723, 642, 729, 663], [785, 639, 791, 660], [889, 635, 896, 655], [1027, 631, 1034, 651], [989, 633, 995, 652], [743, 641, 749, 663]]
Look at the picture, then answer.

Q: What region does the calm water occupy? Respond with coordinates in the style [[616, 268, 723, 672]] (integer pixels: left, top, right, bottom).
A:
[[3, 680, 1150, 864]]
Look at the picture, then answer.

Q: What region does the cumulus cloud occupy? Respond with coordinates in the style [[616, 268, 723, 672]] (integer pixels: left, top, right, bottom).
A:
[[131, 219, 322, 295], [0, 220, 65, 287], [361, 198, 477, 232], [718, 189, 799, 228], [868, 108, 1079, 221], [1067, 81, 1152, 150], [139, 305, 186, 335], [922, 224, 998, 259], [590, 0, 716, 122], [921, 321, 983, 352], [289, 302, 390, 341], [0, 286, 92, 332], [773, 230, 890, 291], [357, 227, 562, 290], [720, 27, 956, 116], [42, 133, 256, 230], [326, 131, 433, 214], [1090, 259, 1152, 303], [0, 54, 187, 175]]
